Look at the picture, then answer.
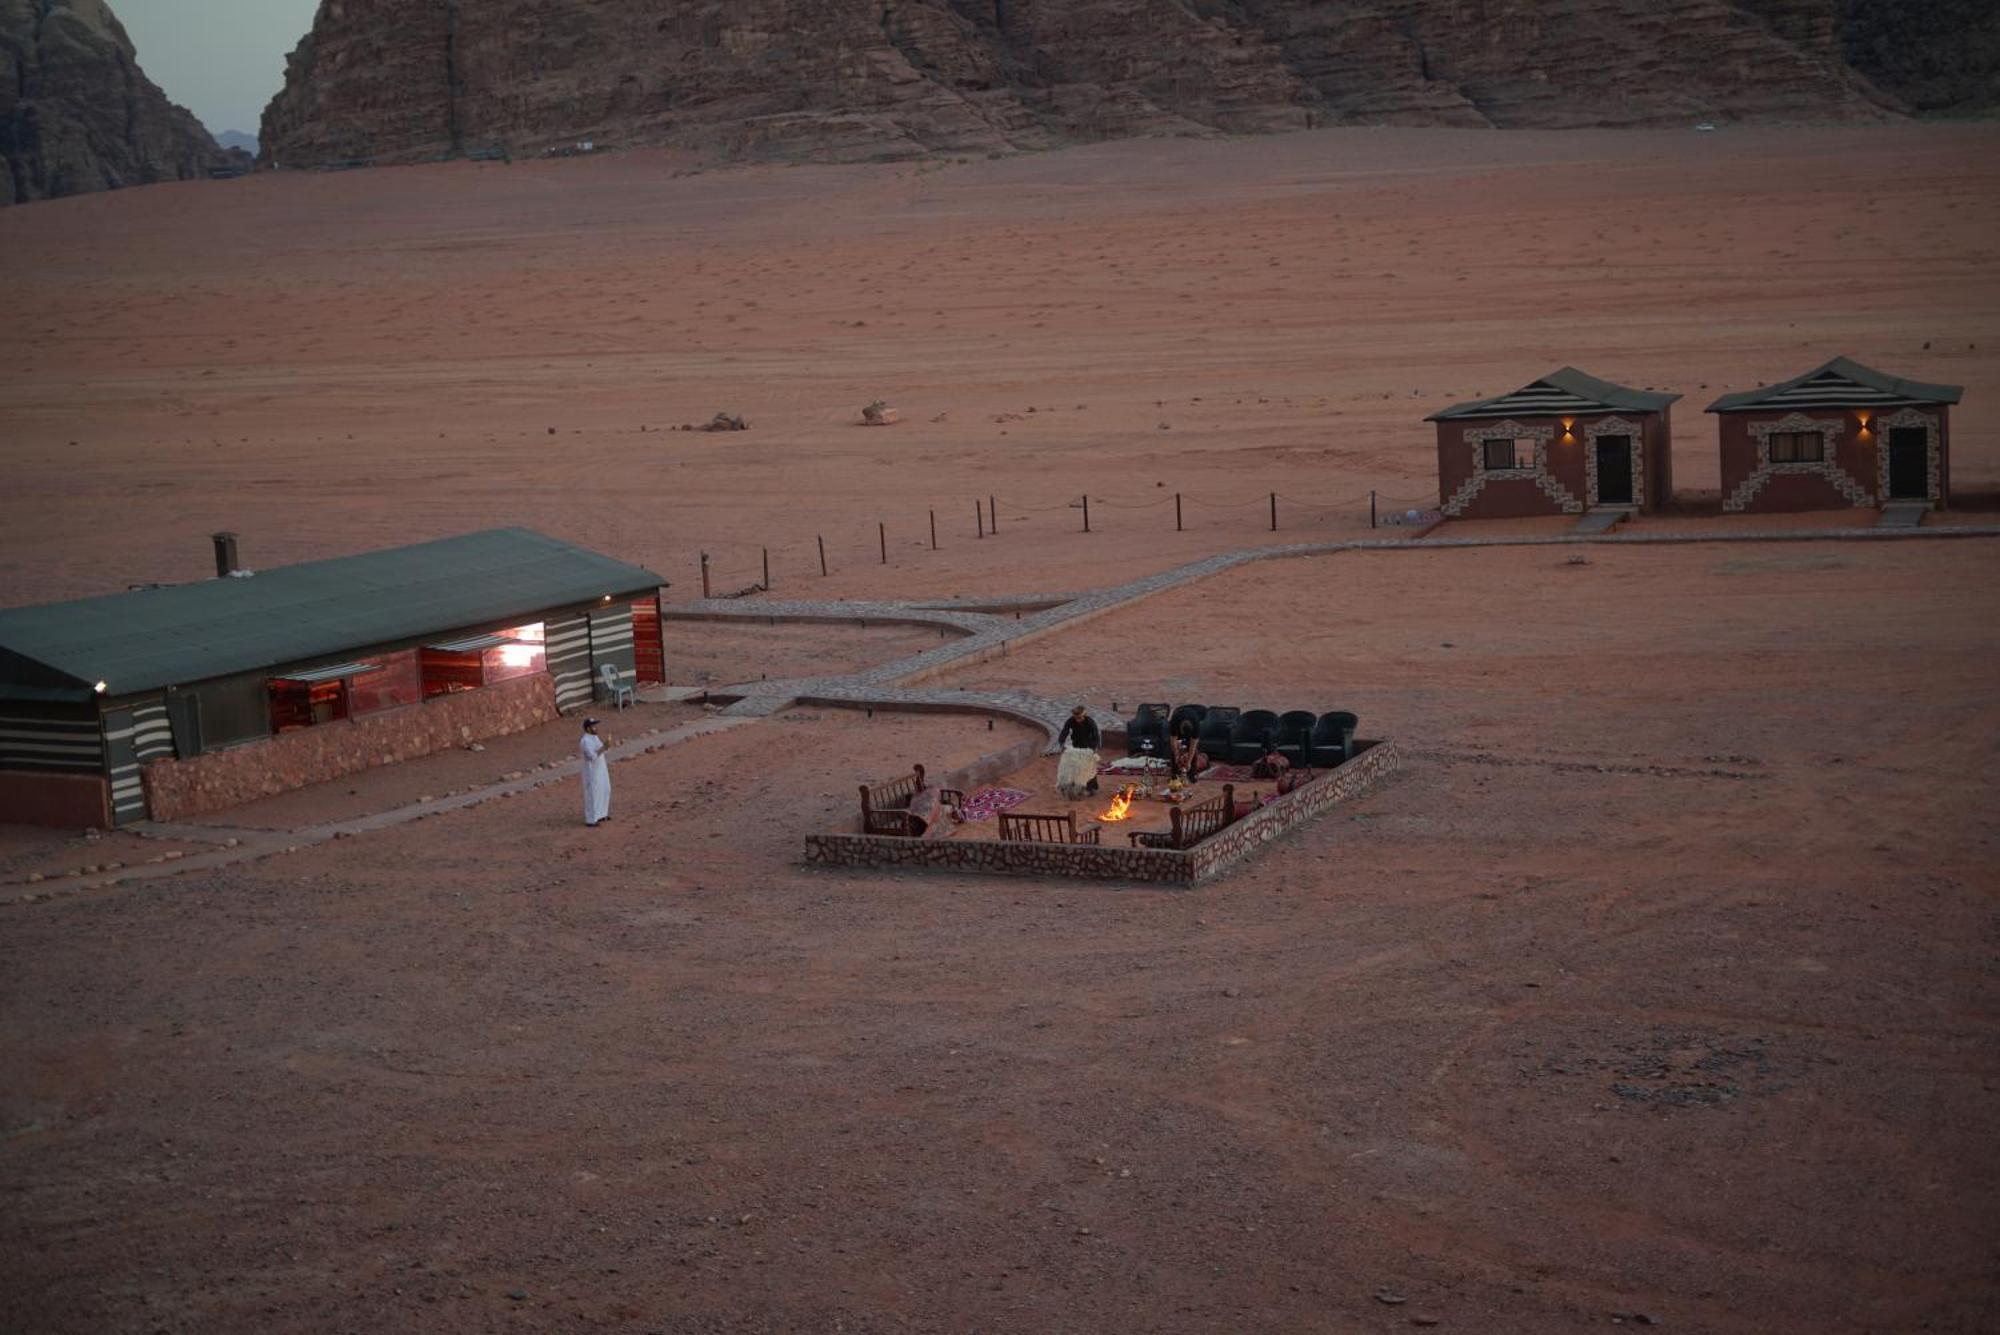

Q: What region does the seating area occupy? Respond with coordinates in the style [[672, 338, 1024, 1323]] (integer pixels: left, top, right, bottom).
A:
[[1125, 703, 1358, 768], [1127, 783, 1236, 850]]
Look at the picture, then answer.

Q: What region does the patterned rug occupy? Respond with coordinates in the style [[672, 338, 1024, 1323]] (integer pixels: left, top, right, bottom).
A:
[[958, 787, 1031, 821]]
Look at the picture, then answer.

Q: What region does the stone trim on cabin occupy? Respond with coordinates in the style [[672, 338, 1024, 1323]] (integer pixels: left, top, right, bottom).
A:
[[1874, 407, 1942, 506], [1442, 421, 1579, 516], [1582, 415, 1646, 509], [1724, 412, 1868, 511]]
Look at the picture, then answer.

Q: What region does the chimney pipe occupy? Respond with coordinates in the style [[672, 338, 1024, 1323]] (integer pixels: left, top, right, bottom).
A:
[[212, 531, 239, 577]]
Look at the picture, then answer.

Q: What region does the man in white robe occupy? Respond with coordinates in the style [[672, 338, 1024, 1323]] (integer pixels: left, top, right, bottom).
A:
[[579, 717, 611, 826]]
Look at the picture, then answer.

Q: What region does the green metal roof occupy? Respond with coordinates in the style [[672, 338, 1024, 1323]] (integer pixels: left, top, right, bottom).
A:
[[1705, 356, 1964, 413], [0, 528, 665, 698], [1427, 367, 1681, 422]]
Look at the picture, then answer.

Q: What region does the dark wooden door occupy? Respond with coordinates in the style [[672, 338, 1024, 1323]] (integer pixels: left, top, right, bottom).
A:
[[1595, 436, 1633, 504], [1887, 427, 1927, 499]]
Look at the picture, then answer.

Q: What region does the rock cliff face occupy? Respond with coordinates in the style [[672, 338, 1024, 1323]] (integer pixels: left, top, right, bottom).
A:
[[260, 0, 1978, 170], [0, 0, 226, 205]]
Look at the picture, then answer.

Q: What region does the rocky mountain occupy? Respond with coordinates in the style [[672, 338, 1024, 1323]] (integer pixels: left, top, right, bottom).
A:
[[260, 0, 1990, 171], [215, 129, 259, 154], [1, 0, 228, 205]]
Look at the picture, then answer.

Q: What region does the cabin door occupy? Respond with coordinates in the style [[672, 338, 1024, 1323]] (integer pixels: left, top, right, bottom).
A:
[[1595, 436, 1634, 505], [1886, 427, 1928, 500]]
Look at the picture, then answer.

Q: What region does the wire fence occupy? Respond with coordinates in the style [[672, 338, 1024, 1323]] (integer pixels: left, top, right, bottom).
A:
[[679, 487, 1445, 598]]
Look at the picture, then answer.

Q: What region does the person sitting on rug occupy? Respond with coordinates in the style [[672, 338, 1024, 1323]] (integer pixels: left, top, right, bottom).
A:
[[1169, 718, 1210, 783], [1054, 704, 1102, 796]]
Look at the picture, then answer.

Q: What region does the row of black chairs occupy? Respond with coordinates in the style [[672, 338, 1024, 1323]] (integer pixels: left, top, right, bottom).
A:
[[1125, 703, 1358, 767]]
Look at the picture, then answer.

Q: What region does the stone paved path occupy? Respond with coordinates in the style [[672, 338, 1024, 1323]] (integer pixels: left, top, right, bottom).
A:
[[10, 519, 1997, 906]]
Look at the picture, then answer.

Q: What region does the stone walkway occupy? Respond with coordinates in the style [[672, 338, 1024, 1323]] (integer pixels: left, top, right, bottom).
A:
[[10, 518, 1997, 907]]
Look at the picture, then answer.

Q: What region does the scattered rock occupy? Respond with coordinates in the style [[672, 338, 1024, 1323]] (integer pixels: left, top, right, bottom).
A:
[[1374, 1287, 1407, 1305]]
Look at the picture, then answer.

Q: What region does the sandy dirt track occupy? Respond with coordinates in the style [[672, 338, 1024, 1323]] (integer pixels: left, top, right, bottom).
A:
[[2, 126, 1999, 1334]]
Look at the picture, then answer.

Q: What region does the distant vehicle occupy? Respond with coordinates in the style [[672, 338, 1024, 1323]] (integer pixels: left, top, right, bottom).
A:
[[1694, 121, 1717, 132]]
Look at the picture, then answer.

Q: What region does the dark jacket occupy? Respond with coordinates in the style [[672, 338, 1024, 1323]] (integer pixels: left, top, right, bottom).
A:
[[1057, 715, 1100, 749]]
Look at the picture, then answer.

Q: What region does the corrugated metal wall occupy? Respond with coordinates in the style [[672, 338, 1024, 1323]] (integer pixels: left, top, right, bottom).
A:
[[587, 604, 636, 699], [0, 706, 103, 772], [546, 611, 594, 713], [100, 708, 147, 826]]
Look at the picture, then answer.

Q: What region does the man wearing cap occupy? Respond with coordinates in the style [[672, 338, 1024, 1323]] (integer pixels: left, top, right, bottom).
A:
[[580, 717, 612, 826]]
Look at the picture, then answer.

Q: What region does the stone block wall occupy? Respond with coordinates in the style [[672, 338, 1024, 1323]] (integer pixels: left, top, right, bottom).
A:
[[804, 739, 1398, 884], [142, 674, 559, 821]]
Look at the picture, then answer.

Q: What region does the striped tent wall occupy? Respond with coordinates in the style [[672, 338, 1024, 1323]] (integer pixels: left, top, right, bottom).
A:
[[101, 708, 148, 826], [588, 605, 637, 697], [547, 611, 595, 713], [0, 710, 104, 773], [130, 697, 176, 762]]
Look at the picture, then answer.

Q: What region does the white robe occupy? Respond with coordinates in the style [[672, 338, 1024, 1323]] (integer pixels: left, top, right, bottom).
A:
[[580, 732, 611, 825]]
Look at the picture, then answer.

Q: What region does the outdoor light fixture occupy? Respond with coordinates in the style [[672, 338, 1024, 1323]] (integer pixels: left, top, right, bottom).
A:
[[93, 680, 107, 694]]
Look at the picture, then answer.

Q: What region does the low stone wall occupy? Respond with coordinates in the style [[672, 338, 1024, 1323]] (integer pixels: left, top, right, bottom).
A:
[[1186, 740, 1399, 880], [142, 674, 560, 821], [804, 739, 1399, 884]]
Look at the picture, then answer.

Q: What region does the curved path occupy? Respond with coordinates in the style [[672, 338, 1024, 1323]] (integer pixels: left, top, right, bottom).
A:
[[8, 520, 1997, 905]]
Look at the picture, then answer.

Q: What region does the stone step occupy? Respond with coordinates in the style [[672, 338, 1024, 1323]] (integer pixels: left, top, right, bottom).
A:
[[1878, 501, 1929, 528]]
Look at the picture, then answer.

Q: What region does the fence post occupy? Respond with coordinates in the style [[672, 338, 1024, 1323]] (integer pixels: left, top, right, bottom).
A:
[[879, 521, 887, 565], [762, 547, 770, 589], [990, 494, 997, 535], [818, 534, 828, 576], [1082, 494, 1090, 533], [976, 499, 984, 539], [929, 509, 937, 551], [1370, 490, 1377, 530], [1176, 492, 1183, 532], [1270, 492, 1277, 532], [700, 551, 710, 599]]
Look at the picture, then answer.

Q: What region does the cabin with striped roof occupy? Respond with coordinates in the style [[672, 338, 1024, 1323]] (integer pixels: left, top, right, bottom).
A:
[[1428, 368, 1680, 520], [0, 529, 666, 829], [1706, 357, 1963, 513]]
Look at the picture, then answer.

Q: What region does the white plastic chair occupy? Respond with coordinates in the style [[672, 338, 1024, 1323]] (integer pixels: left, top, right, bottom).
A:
[[596, 663, 634, 710]]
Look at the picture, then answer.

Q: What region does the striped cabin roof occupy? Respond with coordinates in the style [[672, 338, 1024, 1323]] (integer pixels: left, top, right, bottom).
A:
[[0, 528, 665, 701], [1705, 357, 1963, 413], [1426, 368, 1680, 422]]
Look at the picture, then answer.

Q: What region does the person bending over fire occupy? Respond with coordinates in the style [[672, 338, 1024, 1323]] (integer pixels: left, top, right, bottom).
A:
[[1170, 719, 1210, 783]]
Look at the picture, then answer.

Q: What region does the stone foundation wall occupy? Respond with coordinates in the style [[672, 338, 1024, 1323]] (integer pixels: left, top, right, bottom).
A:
[[142, 674, 559, 822], [805, 739, 1398, 884], [1186, 740, 1399, 880]]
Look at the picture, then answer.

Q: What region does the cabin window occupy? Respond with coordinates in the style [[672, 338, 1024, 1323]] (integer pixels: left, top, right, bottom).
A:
[[1482, 438, 1530, 471], [421, 623, 547, 697], [1769, 430, 1824, 464], [268, 677, 349, 732], [347, 651, 422, 717]]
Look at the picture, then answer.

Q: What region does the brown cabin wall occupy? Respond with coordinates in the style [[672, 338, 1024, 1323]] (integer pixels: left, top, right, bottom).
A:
[[1716, 404, 1951, 512], [1437, 410, 1671, 519]]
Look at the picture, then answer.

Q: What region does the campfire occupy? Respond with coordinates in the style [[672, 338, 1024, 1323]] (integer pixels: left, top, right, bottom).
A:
[[1098, 784, 1137, 822]]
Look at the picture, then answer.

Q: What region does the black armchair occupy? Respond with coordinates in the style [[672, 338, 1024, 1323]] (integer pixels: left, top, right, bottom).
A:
[[1308, 711, 1359, 767], [1229, 710, 1280, 764], [1273, 711, 1317, 767]]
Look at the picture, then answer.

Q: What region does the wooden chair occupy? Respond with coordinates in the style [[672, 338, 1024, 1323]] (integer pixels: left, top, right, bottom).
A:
[[997, 811, 1102, 846], [1126, 784, 1235, 850], [859, 764, 927, 837]]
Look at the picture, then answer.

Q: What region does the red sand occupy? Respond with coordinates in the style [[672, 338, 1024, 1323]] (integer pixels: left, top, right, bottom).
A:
[[2, 127, 1998, 1333]]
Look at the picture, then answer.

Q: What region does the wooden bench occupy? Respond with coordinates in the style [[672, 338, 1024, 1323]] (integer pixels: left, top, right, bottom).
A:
[[997, 811, 1103, 846], [1127, 784, 1236, 850], [856, 767, 964, 839]]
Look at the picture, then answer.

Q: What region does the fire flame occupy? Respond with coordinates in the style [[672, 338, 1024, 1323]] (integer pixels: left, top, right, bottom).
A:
[[1099, 785, 1136, 822]]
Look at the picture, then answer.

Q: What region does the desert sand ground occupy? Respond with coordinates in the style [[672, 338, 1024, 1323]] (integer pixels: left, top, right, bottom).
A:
[[2, 125, 1999, 1334]]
